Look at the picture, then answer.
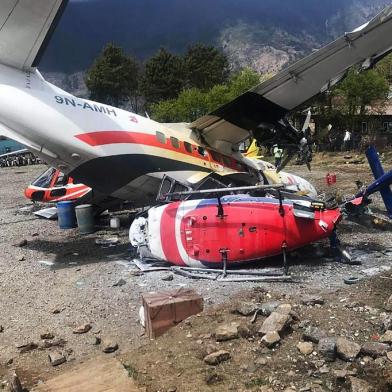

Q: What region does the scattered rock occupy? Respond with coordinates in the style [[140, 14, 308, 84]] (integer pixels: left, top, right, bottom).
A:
[[17, 342, 38, 353], [215, 323, 239, 342], [259, 311, 292, 335], [374, 357, 387, 367], [255, 357, 268, 366], [380, 330, 392, 343], [40, 332, 55, 340], [318, 337, 337, 362], [92, 336, 101, 345], [259, 301, 281, 316], [301, 295, 325, 306], [361, 342, 389, 358], [48, 352, 66, 366], [204, 350, 231, 365], [387, 351, 392, 362], [102, 339, 118, 353], [237, 324, 252, 338], [17, 255, 25, 261], [336, 338, 361, 362], [348, 376, 374, 392], [298, 320, 311, 329], [261, 331, 280, 348], [334, 369, 348, 380], [8, 372, 23, 392], [112, 278, 127, 287], [319, 364, 330, 374], [0, 325, 3, 333], [205, 371, 223, 385], [303, 326, 327, 344], [297, 341, 313, 355], [73, 323, 92, 334], [380, 314, 392, 332], [161, 273, 174, 282], [276, 303, 292, 314], [40, 338, 67, 349], [233, 302, 260, 316]]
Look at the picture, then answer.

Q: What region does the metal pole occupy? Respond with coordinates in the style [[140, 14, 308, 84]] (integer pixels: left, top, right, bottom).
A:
[[165, 183, 284, 198]]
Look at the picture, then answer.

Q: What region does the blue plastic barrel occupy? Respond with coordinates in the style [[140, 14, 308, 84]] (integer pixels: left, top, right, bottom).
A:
[[57, 201, 77, 229], [75, 204, 95, 234]]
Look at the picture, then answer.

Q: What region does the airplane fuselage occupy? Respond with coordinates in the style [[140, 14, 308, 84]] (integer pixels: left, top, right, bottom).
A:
[[0, 64, 318, 205], [0, 65, 256, 205]]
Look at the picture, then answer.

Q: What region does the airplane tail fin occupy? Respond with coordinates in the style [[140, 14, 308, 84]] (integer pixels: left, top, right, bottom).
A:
[[0, 0, 68, 71]]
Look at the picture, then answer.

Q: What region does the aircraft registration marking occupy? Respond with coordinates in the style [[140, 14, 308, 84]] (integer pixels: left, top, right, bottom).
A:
[[54, 96, 117, 116]]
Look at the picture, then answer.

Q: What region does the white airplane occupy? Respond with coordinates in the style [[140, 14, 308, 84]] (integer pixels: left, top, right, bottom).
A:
[[0, 1, 391, 207]]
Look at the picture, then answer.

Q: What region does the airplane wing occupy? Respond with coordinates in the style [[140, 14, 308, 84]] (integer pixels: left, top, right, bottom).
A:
[[190, 5, 392, 152], [0, 0, 68, 70]]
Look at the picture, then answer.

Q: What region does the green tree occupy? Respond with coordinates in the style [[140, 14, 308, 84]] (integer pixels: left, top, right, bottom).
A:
[[85, 43, 139, 108], [141, 48, 185, 105], [334, 68, 389, 117], [151, 68, 263, 122], [375, 52, 392, 84], [184, 44, 229, 90]]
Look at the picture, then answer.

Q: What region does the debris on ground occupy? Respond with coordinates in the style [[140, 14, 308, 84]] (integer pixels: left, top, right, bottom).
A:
[[72, 323, 92, 334], [48, 352, 66, 367], [141, 288, 203, 338], [1, 159, 392, 390]]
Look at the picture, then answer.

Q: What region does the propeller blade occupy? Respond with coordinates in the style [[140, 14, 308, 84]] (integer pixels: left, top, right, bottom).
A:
[[301, 110, 312, 133], [277, 150, 296, 172]]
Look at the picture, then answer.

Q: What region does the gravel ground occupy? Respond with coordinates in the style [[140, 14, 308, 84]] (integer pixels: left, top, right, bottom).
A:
[[0, 157, 391, 388]]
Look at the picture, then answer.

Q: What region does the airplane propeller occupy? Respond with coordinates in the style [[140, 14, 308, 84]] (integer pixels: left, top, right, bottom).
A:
[[276, 110, 312, 173]]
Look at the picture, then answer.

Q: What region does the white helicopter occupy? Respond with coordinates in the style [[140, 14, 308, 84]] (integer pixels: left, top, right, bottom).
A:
[[0, 1, 391, 208]]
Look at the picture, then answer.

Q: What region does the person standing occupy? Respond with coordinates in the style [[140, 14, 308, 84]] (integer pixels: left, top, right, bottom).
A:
[[272, 144, 283, 168], [343, 130, 352, 151]]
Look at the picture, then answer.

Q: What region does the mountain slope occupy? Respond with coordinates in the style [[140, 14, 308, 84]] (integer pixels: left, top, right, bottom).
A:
[[40, 0, 390, 88]]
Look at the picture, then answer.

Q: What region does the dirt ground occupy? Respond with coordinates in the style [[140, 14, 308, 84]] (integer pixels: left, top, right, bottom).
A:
[[0, 152, 391, 391]]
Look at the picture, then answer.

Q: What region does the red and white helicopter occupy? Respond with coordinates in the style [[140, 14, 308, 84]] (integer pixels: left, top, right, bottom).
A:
[[24, 167, 91, 204], [0, 1, 391, 268]]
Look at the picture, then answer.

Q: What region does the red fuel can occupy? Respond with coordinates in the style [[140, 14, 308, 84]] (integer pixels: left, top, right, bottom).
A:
[[326, 173, 337, 186]]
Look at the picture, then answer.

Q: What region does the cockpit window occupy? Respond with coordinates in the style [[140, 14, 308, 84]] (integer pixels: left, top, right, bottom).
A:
[[54, 172, 68, 187], [32, 167, 56, 188]]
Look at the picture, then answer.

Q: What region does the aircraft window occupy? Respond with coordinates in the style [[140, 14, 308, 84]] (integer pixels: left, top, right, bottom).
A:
[[54, 172, 68, 187], [160, 178, 172, 196], [170, 137, 179, 149], [32, 167, 56, 188], [156, 131, 166, 144], [173, 183, 188, 193], [184, 142, 193, 153], [197, 146, 207, 157]]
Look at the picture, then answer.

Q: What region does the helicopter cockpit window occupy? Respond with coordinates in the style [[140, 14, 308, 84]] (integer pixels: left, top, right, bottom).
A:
[[32, 167, 56, 188], [54, 172, 68, 187]]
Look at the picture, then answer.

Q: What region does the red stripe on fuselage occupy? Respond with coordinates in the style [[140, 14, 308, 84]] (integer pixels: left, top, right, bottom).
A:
[[74, 131, 242, 172], [159, 203, 186, 266]]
